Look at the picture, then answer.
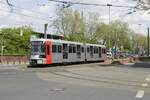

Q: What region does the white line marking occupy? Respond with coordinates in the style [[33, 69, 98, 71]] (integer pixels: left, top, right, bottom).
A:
[[145, 78, 150, 82], [67, 67, 93, 71], [135, 90, 144, 98], [141, 83, 148, 87], [0, 67, 17, 70]]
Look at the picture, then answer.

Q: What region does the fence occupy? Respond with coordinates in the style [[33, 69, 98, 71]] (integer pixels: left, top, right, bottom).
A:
[[0, 55, 30, 65]]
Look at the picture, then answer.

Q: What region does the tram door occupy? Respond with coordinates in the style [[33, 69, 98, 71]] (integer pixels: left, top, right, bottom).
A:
[[99, 47, 102, 58], [46, 41, 52, 64], [90, 46, 93, 58], [63, 44, 68, 59], [77, 45, 81, 58]]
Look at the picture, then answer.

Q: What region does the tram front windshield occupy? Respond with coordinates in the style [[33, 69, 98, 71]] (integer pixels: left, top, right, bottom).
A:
[[31, 41, 45, 55]]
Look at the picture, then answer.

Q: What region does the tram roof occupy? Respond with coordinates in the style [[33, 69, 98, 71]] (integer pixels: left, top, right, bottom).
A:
[[31, 38, 105, 48]]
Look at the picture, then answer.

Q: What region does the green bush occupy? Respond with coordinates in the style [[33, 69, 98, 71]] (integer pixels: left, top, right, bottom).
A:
[[0, 26, 33, 55]]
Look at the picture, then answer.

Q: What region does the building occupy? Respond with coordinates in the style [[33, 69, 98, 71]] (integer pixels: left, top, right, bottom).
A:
[[33, 31, 64, 40]]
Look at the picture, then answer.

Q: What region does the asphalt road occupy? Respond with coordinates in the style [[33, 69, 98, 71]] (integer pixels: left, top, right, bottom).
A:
[[0, 63, 150, 100]]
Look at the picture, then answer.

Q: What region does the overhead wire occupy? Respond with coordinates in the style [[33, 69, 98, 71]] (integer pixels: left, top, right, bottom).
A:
[[1, 0, 138, 20], [0, 2, 52, 22], [49, 0, 138, 17], [6, 0, 13, 6], [49, 0, 135, 8], [0, 0, 140, 24], [0, 8, 49, 22], [0, 1, 52, 19], [0, 10, 48, 30]]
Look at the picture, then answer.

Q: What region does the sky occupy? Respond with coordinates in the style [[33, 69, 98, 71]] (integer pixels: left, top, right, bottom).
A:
[[0, 0, 150, 35]]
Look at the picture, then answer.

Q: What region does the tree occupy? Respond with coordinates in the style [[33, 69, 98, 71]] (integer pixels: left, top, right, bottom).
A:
[[133, 0, 150, 12], [94, 23, 110, 45], [85, 13, 101, 43], [95, 20, 132, 50], [52, 7, 141, 52], [130, 32, 147, 54], [53, 7, 86, 42], [0, 26, 33, 55]]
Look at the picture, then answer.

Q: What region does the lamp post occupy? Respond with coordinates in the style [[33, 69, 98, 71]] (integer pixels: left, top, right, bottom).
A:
[[107, 4, 112, 49], [147, 27, 150, 56], [138, 24, 142, 55], [0, 33, 6, 64], [44, 23, 48, 39], [107, 4, 112, 24]]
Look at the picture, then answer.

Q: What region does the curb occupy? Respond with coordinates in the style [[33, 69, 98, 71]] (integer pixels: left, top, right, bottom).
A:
[[0, 64, 28, 68]]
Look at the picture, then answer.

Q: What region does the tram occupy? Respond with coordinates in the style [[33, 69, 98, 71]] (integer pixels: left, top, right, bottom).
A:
[[29, 38, 106, 65]]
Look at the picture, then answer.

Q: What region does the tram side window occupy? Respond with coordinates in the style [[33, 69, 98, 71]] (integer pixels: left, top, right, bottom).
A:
[[73, 46, 76, 53], [63, 44, 68, 51], [96, 47, 98, 53], [99, 47, 102, 53], [99, 47, 102, 58], [81, 47, 84, 53], [102, 48, 106, 53], [69, 45, 73, 53], [90, 46, 94, 57], [47, 45, 50, 55], [77, 45, 81, 52], [58, 45, 62, 53], [52, 45, 57, 53], [87, 47, 90, 53], [104, 49, 106, 54], [102, 48, 104, 53], [94, 47, 96, 54], [90, 46, 93, 53]]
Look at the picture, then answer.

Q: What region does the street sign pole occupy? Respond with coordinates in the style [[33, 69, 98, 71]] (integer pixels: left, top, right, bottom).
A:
[[44, 23, 48, 39]]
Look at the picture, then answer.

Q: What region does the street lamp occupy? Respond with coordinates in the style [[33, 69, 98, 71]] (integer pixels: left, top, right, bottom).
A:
[[106, 4, 112, 49], [147, 27, 150, 56], [44, 23, 48, 39]]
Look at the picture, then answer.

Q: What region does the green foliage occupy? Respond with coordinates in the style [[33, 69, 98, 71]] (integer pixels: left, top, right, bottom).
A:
[[95, 20, 132, 50], [0, 26, 33, 55], [130, 33, 147, 53], [53, 8, 87, 43], [53, 7, 147, 52]]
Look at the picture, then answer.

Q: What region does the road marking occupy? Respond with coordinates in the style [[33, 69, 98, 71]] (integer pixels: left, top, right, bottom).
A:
[[135, 90, 144, 98], [141, 83, 148, 87], [67, 67, 93, 71], [145, 78, 150, 82], [0, 67, 17, 70]]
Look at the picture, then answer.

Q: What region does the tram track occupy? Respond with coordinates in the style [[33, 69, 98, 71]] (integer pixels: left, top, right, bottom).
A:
[[22, 63, 148, 74], [66, 71, 145, 84], [47, 70, 149, 89], [21, 63, 150, 89]]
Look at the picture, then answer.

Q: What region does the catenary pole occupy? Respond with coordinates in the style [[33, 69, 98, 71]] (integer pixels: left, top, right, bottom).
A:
[[148, 27, 150, 56]]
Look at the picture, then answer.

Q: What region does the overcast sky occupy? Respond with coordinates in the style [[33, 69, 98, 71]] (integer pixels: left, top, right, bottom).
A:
[[0, 0, 150, 35]]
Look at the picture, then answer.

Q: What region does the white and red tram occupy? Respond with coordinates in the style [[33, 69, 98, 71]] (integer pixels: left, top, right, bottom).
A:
[[30, 38, 106, 65]]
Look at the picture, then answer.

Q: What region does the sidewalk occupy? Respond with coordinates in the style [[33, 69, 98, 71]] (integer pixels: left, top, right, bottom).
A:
[[0, 62, 29, 69]]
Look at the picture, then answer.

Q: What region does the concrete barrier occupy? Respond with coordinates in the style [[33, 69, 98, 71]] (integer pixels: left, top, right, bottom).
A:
[[0, 55, 29, 65]]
